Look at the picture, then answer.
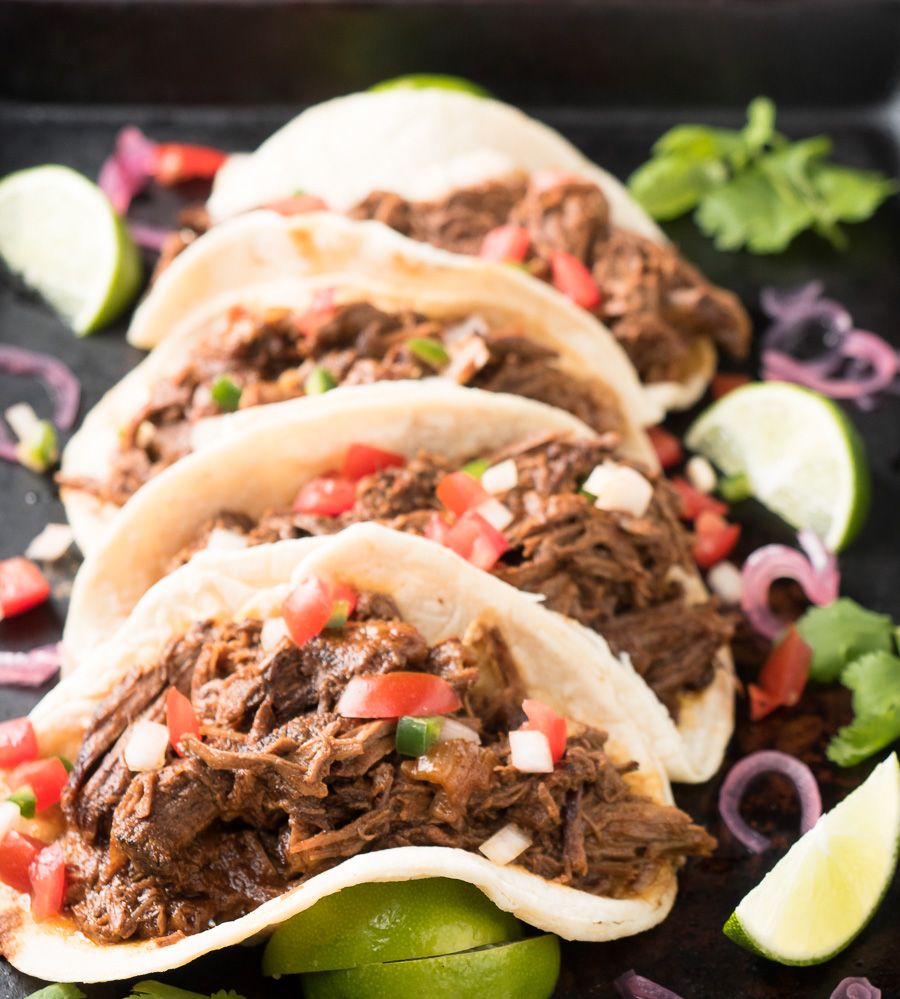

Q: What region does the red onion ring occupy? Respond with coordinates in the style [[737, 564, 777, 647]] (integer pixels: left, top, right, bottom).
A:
[[741, 530, 839, 640], [0, 644, 62, 686], [760, 281, 825, 321], [0, 345, 81, 463], [98, 125, 158, 215], [129, 222, 172, 253], [831, 978, 881, 999], [614, 971, 683, 999], [718, 750, 822, 854]]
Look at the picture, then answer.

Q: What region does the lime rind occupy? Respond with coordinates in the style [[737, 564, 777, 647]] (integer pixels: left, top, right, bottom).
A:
[[724, 753, 900, 965], [262, 878, 521, 976], [368, 74, 491, 97], [0, 164, 143, 335], [685, 382, 870, 551]]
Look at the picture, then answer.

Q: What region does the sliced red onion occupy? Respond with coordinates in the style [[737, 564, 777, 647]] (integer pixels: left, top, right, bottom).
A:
[[831, 978, 881, 999], [129, 222, 172, 253], [760, 281, 825, 321], [0, 644, 62, 686], [614, 970, 684, 999], [98, 125, 158, 215], [763, 332, 897, 399], [0, 346, 80, 463], [741, 530, 839, 640], [718, 750, 822, 854]]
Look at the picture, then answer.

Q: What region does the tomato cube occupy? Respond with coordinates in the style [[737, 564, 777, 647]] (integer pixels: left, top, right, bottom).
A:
[[520, 699, 568, 763], [478, 225, 530, 263], [341, 444, 406, 482], [0, 559, 50, 620], [8, 757, 68, 812], [28, 841, 65, 922], [0, 718, 38, 769], [293, 475, 357, 516], [550, 250, 601, 310], [166, 688, 201, 756], [336, 672, 461, 719], [0, 830, 46, 894]]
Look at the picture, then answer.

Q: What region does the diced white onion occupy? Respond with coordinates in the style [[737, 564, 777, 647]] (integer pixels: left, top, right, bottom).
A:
[[0, 801, 21, 844], [438, 717, 482, 745], [206, 528, 249, 551], [444, 336, 491, 383], [593, 465, 654, 518], [707, 560, 743, 605], [475, 498, 513, 532], [25, 523, 74, 562], [443, 315, 489, 345], [481, 459, 518, 494], [124, 720, 170, 772], [479, 822, 533, 866], [134, 419, 156, 449], [261, 617, 291, 650], [686, 455, 717, 494], [581, 461, 617, 499], [508, 729, 554, 773], [5, 403, 40, 443]]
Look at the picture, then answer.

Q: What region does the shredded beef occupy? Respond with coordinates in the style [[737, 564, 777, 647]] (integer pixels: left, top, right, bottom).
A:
[[62, 607, 714, 944], [350, 175, 751, 383], [58, 302, 622, 507], [171, 436, 731, 716]]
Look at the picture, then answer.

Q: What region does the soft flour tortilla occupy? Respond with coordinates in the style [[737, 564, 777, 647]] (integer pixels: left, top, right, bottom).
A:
[[3, 526, 681, 982], [64, 385, 733, 783], [64, 211, 659, 554], [203, 89, 711, 410]]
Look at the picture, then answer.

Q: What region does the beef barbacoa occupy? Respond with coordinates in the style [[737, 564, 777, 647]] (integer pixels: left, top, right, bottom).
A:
[[170, 435, 733, 718], [57, 302, 623, 507], [61, 597, 715, 945], [349, 174, 752, 384]]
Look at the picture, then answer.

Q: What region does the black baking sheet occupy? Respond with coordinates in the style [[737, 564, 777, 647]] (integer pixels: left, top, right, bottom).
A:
[[2, 1, 900, 996]]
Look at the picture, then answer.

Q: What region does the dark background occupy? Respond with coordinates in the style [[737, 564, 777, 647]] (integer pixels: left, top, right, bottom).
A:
[[1, 0, 900, 996]]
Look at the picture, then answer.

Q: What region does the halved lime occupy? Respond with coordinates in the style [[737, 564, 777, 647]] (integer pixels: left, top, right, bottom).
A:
[[0, 164, 142, 335], [368, 75, 491, 97], [685, 382, 869, 550], [724, 752, 900, 965], [303, 934, 560, 999], [262, 878, 521, 976]]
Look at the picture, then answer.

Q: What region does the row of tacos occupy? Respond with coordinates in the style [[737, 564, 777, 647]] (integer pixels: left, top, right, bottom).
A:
[[1, 89, 744, 981]]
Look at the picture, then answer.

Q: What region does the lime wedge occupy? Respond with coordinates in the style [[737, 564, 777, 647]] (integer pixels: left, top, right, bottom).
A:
[[368, 75, 491, 97], [724, 752, 900, 965], [262, 878, 521, 975], [303, 934, 560, 999], [0, 164, 142, 335], [685, 382, 869, 551]]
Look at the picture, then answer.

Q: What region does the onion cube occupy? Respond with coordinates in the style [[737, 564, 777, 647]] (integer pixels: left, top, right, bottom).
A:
[[686, 455, 718, 494], [509, 729, 554, 773], [438, 717, 482, 745], [124, 720, 170, 772], [205, 528, 249, 551], [707, 560, 743, 605], [475, 498, 514, 532], [481, 459, 518, 494], [594, 465, 654, 518], [479, 823, 533, 866], [260, 617, 291, 650], [25, 524, 74, 563]]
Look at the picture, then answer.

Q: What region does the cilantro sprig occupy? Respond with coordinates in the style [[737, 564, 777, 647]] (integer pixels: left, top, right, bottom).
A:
[[628, 98, 896, 253]]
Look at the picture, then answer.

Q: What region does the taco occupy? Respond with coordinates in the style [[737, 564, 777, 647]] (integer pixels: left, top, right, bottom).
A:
[[59, 211, 658, 554], [64, 384, 734, 783], [198, 89, 751, 411], [1, 525, 716, 981]]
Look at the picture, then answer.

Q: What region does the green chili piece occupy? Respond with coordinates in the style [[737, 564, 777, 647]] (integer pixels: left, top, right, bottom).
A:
[[210, 375, 242, 411], [305, 367, 338, 395], [396, 715, 444, 756], [407, 338, 450, 368]]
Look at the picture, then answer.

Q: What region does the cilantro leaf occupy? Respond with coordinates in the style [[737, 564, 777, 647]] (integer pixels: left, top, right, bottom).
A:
[[651, 123, 745, 164], [797, 598, 895, 683], [811, 164, 899, 223], [827, 651, 900, 767], [741, 96, 778, 158], [627, 154, 726, 220], [24, 986, 86, 999]]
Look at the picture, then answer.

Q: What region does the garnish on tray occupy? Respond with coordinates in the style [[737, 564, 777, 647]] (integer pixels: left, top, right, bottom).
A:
[[628, 97, 897, 252]]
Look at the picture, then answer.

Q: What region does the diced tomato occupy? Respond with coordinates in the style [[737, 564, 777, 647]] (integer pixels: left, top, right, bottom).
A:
[[0, 831, 46, 894], [293, 475, 357, 516], [166, 688, 201, 756], [520, 699, 567, 763], [692, 511, 741, 569], [0, 558, 50, 620], [531, 170, 583, 193], [330, 584, 359, 620], [152, 143, 228, 185], [549, 250, 601, 310], [748, 683, 780, 722], [296, 287, 337, 337], [341, 444, 406, 482], [424, 512, 453, 546], [0, 718, 38, 769], [647, 426, 683, 470], [757, 624, 812, 709], [445, 512, 509, 571], [28, 841, 65, 922], [8, 758, 68, 812], [436, 471, 491, 518], [712, 373, 752, 400], [478, 225, 530, 263], [336, 672, 462, 719], [282, 576, 335, 647], [672, 477, 729, 520], [262, 194, 328, 215]]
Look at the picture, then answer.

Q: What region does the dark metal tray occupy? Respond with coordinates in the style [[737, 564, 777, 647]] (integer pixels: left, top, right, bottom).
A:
[[2, 2, 900, 996]]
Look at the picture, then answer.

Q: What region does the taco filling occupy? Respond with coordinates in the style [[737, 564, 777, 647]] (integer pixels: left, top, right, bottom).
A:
[[58, 302, 623, 507], [170, 435, 732, 718], [59, 592, 714, 945]]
